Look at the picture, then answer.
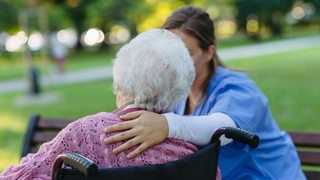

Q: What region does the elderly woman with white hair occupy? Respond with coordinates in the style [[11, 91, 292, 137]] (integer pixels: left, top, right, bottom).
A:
[[0, 29, 213, 179]]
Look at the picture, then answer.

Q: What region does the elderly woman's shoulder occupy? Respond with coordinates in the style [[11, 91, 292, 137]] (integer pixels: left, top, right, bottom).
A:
[[68, 112, 121, 130]]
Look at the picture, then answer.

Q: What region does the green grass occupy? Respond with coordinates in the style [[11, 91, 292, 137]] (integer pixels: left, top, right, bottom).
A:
[[0, 50, 114, 81], [0, 44, 319, 172], [225, 47, 320, 130], [0, 79, 116, 172]]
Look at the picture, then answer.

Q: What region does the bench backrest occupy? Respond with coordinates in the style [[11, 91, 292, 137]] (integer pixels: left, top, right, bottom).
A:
[[21, 114, 73, 158], [288, 131, 320, 180]]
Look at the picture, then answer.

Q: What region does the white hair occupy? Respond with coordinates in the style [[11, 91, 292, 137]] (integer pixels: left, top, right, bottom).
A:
[[113, 29, 195, 113]]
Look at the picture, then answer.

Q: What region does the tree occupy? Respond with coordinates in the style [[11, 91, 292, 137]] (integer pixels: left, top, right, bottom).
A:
[[0, 0, 18, 32], [235, 0, 293, 39], [51, 0, 150, 50], [86, 0, 151, 37], [50, 0, 91, 50]]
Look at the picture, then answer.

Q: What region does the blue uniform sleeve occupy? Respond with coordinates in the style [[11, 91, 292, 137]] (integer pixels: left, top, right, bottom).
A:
[[210, 75, 269, 132]]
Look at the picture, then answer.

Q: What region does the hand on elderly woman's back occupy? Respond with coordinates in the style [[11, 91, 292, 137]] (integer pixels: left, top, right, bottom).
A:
[[104, 110, 169, 158]]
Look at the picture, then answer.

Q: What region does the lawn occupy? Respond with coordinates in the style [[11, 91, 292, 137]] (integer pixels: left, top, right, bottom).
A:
[[0, 45, 319, 172], [0, 50, 115, 81], [0, 79, 116, 171], [225, 46, 320, 130]]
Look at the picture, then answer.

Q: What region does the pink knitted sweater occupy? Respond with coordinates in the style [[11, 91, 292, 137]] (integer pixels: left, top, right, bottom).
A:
[[0, 111, 198, 179]]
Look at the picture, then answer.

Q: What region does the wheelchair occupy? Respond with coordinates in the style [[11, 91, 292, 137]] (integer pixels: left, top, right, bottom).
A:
[[52, 127, 259, 180]]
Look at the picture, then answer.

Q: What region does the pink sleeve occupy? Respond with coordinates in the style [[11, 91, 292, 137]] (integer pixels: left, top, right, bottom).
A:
[[0, 118, 88, 180]]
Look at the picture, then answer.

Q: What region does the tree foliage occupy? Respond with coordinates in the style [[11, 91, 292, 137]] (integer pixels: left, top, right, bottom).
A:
[[0, 0, 18, 32], [1, 0, 319, 50], [235, 0, 293, 39]]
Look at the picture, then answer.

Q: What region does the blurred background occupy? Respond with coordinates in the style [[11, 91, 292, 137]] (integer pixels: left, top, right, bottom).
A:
[[0, 0, 320, 171]]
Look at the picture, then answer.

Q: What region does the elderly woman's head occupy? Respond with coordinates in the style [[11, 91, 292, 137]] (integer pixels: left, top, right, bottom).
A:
[[113, 29, 195, 113]]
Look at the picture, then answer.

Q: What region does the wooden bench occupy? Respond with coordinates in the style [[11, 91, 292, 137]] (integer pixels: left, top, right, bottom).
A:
[[21, 114, 73, 158], [21, 115, 320, 179], [287, 131, 320, 180]]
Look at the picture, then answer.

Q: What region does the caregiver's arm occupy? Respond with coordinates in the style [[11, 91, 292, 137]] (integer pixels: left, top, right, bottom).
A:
[[165, 112, 236, 146], [104, 110, 236, 158]]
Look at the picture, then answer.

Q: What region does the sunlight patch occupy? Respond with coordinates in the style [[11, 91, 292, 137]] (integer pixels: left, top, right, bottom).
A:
[[13, 92, 62, 107]]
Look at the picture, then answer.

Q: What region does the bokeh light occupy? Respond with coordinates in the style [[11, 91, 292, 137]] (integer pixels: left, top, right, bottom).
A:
[[246, 14, 259, 36], [5, 31, 28, 52], [81, 28, 105, 47], [292, 6, 305, 20], [57, 28, 77, 48], [216, 20, 237, 39], [207, 6, 220, 20], [27, 32, 45, 51], [106, 25, 130, 45]]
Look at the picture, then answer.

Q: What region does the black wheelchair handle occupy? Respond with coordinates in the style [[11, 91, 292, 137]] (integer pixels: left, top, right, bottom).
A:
[[52, 152, 97, 180], [211, 127, 259, 148]]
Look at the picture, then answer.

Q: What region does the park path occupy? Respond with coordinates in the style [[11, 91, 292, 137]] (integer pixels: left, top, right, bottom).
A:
[[1, 35, 320, 95]]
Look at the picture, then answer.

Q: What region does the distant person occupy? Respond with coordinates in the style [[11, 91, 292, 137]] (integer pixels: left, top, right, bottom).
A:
[[0, 29, 221, 180], [49, 31, 68, 75]]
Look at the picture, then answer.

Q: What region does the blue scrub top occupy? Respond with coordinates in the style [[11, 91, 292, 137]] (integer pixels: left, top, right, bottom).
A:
[[173, 66, 305, 179]]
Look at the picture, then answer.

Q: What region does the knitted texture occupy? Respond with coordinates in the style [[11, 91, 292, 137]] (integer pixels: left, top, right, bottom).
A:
[[0, 112, 198, 179]]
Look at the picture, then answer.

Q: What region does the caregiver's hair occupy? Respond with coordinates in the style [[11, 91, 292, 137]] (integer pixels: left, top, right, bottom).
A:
[[113, 29, 195, 113]]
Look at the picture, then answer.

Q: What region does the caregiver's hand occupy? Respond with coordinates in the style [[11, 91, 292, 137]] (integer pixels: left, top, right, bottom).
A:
[[104, 110, 168, 158]]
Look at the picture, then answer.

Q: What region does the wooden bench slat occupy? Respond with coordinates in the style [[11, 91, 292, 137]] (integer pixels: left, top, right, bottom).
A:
[[303, 170, 320, 180], [37, 118, 72, 130], [289, 131, 320, 147], [33, 131, 61, 143], [297, 150, 320, 166], [21, 114, 73, 158], [288, 130, 320, 180]]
